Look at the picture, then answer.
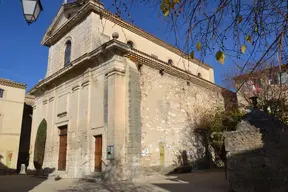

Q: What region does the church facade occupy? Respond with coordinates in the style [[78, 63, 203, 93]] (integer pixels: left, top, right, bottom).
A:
[[28, 0, 235, 179]]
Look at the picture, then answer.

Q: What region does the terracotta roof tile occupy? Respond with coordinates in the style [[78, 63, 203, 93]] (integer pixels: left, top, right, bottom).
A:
[[0, 78, 27, 89]]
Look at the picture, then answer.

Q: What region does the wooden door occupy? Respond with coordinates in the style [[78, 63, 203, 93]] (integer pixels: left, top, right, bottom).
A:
[[94, 135, 102, 172], [58, 126, 67, 171]]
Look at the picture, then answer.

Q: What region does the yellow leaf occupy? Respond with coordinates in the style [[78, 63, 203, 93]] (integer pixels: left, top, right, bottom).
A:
[[160, 0, 171, 17], [237, 15, 243, 23], [246, 35, 252, 43], [196, 42, 201, 51], [163, 9, 170, 17], [190, 51, 194, 59], [172, 0, 180, 8], [240, 44, 246, 54], [215, 51, 225, 64]]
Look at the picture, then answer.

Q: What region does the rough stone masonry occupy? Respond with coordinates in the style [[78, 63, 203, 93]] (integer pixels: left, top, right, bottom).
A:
[[224, 108, 288, 192]]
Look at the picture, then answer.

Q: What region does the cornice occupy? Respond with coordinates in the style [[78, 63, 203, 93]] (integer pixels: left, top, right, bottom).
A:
[[29, 40, 232, 98], [43, 5, 64, 41], [28, 39, 130, 95], [126, 49, 224, 93], [0, 78, 26, 89], [101, 10, 211, 70]]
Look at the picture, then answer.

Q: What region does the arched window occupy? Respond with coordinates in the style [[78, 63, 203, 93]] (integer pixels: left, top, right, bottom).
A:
[[127, 40, 134, 48], [64, 40, 72, 66], [0, 88, 4, 98]]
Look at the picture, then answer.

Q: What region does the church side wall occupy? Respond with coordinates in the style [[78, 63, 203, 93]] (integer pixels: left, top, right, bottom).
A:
[[139, 65, 225, 173], [92, 13, 215, 83]]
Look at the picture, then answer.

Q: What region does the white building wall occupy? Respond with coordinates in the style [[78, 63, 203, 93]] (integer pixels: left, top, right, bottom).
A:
[[95, 14, 214, 82], [0, 84, 25, 170], [46, 10, 214, 83], [46, 13, 94, 77]]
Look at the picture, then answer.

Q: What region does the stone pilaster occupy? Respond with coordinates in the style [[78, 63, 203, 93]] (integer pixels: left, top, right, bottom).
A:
[[104, 56, 127, 180], [126, 63, 141, 180]]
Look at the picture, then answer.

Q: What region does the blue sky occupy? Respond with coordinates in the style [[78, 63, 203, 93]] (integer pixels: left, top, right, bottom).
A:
[[0, 0, 232, 91]]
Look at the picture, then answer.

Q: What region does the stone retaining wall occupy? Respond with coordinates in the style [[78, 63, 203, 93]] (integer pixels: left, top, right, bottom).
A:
[[224, 110, 288, 192]]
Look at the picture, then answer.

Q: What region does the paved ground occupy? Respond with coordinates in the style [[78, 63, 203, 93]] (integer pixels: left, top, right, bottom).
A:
[[0, 169, 230, 192], [0, 175, 46, 192]]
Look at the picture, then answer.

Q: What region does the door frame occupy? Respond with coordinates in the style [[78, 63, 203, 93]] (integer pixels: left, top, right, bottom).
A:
[[94, 135, 103, 172], [58, 125, 68, 171]]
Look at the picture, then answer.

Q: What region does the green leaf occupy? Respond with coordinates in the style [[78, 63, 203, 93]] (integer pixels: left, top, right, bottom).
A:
[[240, 44, 246, 54], [196, 42, 201, 51], [215, 51, 225, 64], [190, 51, 194, 59], [254, 26, 258, 33], [246, 35, 252, 43], [237, 15, 243, 23]]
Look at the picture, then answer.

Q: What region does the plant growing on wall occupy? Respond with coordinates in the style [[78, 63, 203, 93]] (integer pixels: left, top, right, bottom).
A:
[[33, 119, 47, 171]]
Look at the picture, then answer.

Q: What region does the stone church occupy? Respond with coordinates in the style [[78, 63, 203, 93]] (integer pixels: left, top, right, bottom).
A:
[[28, 0, 235, 179]]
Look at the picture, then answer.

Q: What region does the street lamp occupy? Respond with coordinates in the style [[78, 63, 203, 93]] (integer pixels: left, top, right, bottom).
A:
[[20, 0, 43, 24]]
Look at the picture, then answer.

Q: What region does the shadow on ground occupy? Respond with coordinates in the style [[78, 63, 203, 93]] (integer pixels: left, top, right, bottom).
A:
[[150, 169, 230, 192], [58, 179, 163, 192], [0, 175, 46, 192]]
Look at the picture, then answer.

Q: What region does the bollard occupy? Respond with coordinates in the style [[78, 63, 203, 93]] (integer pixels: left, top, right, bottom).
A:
[[19, 164, 26, 175]]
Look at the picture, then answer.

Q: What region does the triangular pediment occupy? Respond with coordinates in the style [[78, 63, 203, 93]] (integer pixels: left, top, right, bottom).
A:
[[42, 2, 85, 46]]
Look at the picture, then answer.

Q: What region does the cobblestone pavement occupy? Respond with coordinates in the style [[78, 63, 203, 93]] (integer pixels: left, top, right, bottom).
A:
[[0, 169, 229, 192]]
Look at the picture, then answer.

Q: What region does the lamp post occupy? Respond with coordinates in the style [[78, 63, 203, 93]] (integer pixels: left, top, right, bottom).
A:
[[20, 0, 43, 25]]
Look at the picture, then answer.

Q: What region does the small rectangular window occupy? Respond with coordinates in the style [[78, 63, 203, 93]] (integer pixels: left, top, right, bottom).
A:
[[0, 89, 4, 98]]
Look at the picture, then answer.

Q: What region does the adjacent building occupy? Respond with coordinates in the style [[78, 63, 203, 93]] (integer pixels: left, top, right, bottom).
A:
[[28, 0, 236, 179], [234, 64, 288, 115], [0, 78, 26, 173]]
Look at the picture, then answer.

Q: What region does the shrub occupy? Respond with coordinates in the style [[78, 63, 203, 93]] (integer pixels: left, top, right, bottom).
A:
[[33, 119, 47, 170], [195, 108, 244, 163]]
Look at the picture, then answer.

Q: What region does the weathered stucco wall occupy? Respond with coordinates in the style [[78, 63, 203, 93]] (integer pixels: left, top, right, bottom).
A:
[[0, 84, 26, 171], [139, 65, 225, 172]]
